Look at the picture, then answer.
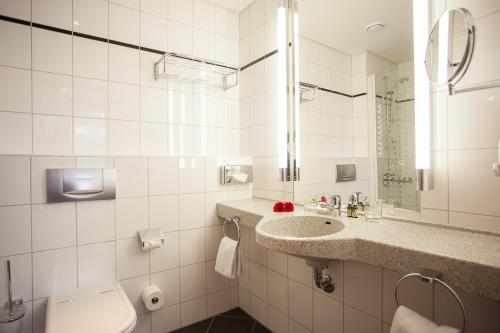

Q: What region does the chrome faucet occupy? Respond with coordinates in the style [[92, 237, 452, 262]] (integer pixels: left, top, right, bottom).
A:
[[328, 195, 342, 216]]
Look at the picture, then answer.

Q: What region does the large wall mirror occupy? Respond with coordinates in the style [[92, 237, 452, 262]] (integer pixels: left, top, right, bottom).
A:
[[292, 0, 421, 217]]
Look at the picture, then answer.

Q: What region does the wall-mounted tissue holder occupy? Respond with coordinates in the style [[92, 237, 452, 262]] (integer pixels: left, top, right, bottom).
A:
[[138, 228, 165, 251], [336, 164, 356, 182], [47, 168, 116, 203], [220, 165, 253, 184]]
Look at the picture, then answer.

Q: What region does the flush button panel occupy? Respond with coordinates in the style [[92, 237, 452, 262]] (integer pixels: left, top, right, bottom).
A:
[[336, 164, 356, 182], [47, 168, 116, 203]]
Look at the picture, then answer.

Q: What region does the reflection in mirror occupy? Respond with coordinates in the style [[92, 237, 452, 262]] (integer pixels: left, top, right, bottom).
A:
[[425, 8, 474, 88], [294, 0, 420, 217]]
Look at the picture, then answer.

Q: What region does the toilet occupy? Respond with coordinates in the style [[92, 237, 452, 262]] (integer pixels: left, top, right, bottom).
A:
[[45, 283, 137, 333]]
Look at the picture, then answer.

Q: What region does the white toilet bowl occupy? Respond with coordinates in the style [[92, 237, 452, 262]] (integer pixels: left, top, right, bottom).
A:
[[45, 282, 137, 333]]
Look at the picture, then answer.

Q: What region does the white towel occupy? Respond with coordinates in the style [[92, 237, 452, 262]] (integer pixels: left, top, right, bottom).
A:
[[390, 306, 459, 333], [215, 236, 243, 279]]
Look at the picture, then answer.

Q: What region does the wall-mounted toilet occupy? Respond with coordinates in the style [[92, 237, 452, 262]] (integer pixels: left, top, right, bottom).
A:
[[45, 283, 136, 333]]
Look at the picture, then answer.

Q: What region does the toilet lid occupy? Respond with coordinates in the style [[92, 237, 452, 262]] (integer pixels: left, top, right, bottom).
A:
[[45, 283, 137, 333]]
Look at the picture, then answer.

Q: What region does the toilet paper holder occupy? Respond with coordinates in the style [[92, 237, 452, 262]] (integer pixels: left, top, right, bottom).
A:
[[138, 228, 165, 250]]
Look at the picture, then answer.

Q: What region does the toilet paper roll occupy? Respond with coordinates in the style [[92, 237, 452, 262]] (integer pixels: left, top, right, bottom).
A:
[[141, 285, 164, 311], [141, 239, 163, 251]]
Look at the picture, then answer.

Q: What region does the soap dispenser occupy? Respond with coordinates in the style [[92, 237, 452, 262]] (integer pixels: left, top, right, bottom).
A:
[[347, 193, 359, 218]]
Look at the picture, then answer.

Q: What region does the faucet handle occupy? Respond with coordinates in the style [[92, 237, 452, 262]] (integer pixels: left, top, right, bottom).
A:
[[329, 194, 341, 207]]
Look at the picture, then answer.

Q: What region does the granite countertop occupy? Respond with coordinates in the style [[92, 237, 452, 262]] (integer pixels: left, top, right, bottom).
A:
[[217, 198, 500, 301]]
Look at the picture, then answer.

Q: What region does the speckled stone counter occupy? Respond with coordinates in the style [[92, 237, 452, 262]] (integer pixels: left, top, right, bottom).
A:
[[217, 198, 500, 301]]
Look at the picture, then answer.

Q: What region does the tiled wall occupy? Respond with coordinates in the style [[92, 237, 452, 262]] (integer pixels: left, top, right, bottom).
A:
[[0, 0, 250, 332], [419, 0, 500, 234], [237, 223, 500, 333]]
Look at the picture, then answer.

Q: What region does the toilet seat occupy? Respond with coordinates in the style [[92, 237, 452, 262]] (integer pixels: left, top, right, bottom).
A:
[[45, 283, 137, 333]]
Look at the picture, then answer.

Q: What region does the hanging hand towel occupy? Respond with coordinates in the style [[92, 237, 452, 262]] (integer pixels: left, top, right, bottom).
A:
[[390, 306, 459, 333], [215, 236, 243, 279]]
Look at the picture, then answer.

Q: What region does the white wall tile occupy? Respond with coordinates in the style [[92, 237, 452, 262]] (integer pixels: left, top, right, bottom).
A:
[[179, 193, 205, 229], [109, 45, 140, 85], [32, 71, 72, 116], [77, 241, 116, 288], [287, 255, 311, 287], [73, 0, 108, 38], [449, 149, 500, 217], [32, 0, 72, 30], [250, 293, 268, 326], [32, 247, 77, 299], [168, 0, 192, 25], [109, 120, 141, 155], [167, 21, 192, 54], [141, 0, 168, 18], [0, 112, 32, 155], [250, 261, 268, 302], [180, 262, 206, 301], [0, 21, 31, 69], [140, 13, 168, 50], [179, 158, 205, 193], [0, 156, 30, 206], [116, 197, 148, 239], [207, 289, 230, 317], [73, 37, 109, 80], [449, 211, 500, 234], [151, 268, 180, 307], [109, 83, 140, 121], [180, 296, 207, 327], [116, 238, 149, 279], [205, 191, 228, 226], [0, 0, 31, 20], [73, 77, 108, 118], [134, 314, 152, 333], [268, 305, 288, 333], [0, 66, 31, 113], [74, 117, 108, 155], [288, 279, 313, 330], [149, 195, 178, 232], [193, 29, 215, 60], [31, 156, 75, 204], [32, 28, 72, 75], [110, 0, 139, 10], [115, 157, 148, 197], [344, 261, 382, 320], [140, 122, 168, 156], [152, 304, 181, 333], [109, 3, 140, 45], [150, 231, 179, 272], [76, 200, 115, 245], [313, 291, 343, 333], [179, 228, 205, 266], [206, 260, 230, 294], [33, 114, 73, 155], [32, 203, 76, 252], [344, 305, 382, 333], [140, 86, 167, 122], [148, 157, 179, 195], [0, 205, 31, 257], [268, 269, 288, 315]]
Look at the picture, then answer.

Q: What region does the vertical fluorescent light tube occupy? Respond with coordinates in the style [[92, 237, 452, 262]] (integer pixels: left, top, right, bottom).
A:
[[413, 0, 430, 170], [277, 6, 288, 170], [293, 12, 300, 170], [437, 11, 449, 84]]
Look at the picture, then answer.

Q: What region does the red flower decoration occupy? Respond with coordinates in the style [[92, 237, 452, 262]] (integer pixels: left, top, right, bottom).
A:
[[284, 201, 295, 212], [273, 201, 284, 212], [320, 196, 327, 203]]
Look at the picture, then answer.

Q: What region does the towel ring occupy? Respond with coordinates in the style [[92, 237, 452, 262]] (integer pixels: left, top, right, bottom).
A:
[[223, 216, 241, 244], [395, 272, 467, 333]]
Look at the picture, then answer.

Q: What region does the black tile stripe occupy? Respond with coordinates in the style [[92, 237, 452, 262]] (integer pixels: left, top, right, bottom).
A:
[[240, 49, 278, 71], [73, 31, 108, 44], [0, 15, 30, 26], [32, 22, 72, 35]]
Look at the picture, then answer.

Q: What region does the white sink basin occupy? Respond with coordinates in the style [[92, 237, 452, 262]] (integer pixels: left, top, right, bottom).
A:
[[258, 216, 345, 238]]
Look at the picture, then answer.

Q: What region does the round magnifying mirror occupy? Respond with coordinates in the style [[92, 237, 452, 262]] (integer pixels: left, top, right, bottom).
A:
[[425, 8, 475, 87]]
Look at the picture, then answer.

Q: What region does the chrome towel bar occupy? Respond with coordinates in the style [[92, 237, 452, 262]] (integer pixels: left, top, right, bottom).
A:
[[223, 216, 241, 244], [395, 271, 467, 332]]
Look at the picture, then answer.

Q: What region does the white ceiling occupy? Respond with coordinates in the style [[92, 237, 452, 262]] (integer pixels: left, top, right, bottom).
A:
[[299, 0, 414, 63], [208, 0, 254, 13]]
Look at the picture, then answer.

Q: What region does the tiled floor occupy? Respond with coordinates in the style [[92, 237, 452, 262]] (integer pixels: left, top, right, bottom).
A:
[[172, 308, 272, 333]]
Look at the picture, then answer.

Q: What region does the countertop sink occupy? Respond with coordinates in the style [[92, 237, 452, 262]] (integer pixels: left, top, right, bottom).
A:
[[258, 216, 345, 238]]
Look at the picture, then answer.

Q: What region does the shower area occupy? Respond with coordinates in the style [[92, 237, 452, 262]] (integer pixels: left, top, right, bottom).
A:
[[375, 62, 419, 211]]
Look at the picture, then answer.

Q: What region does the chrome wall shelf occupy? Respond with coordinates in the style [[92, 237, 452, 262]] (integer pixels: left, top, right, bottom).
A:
[[154, 52, 239, 91]]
